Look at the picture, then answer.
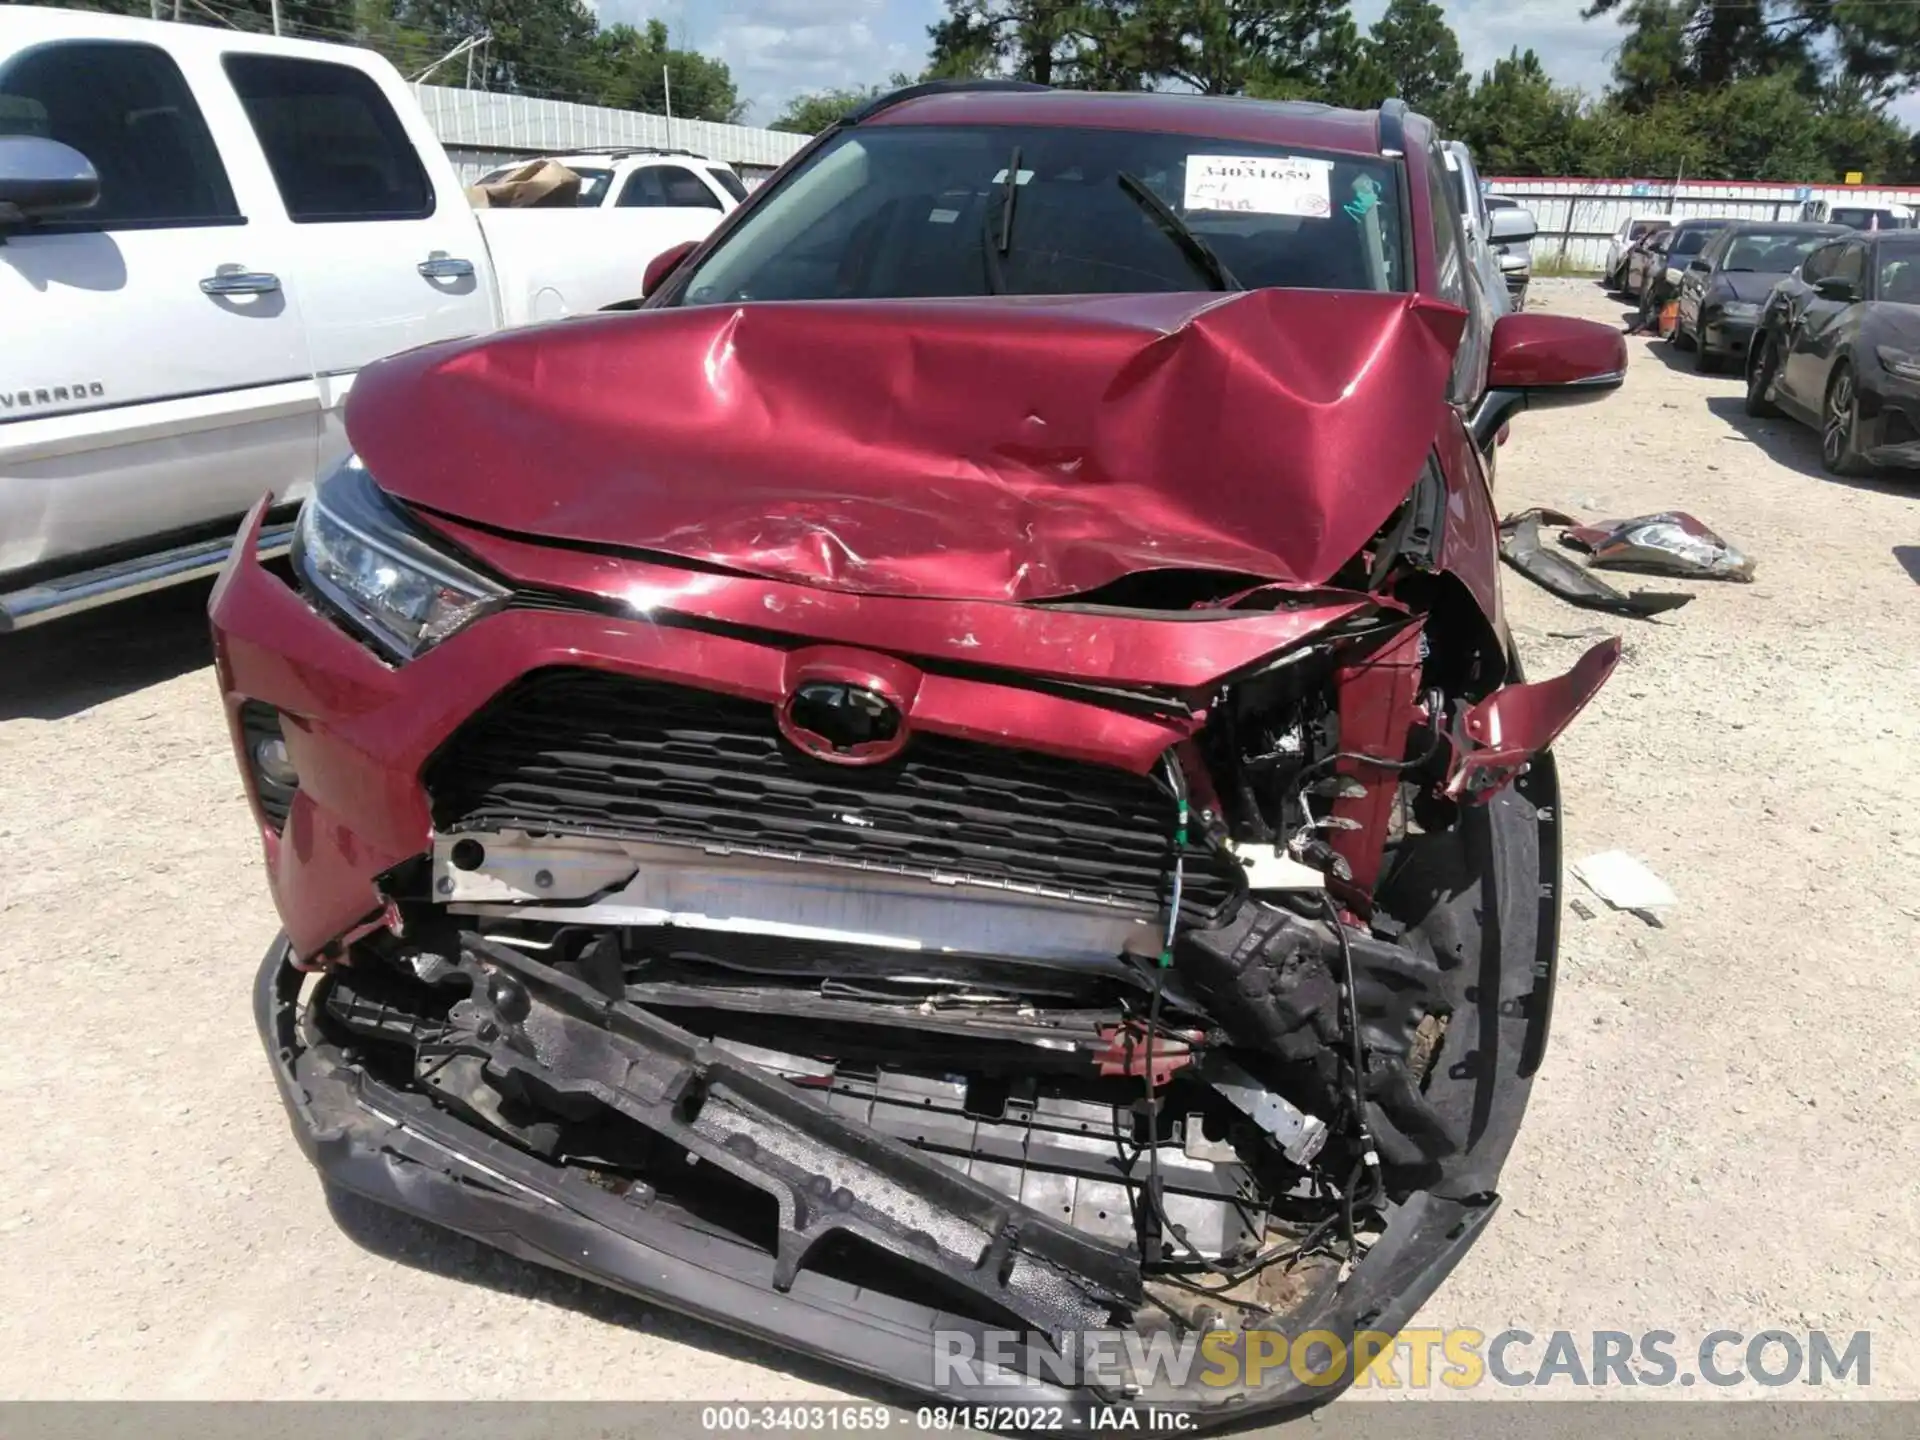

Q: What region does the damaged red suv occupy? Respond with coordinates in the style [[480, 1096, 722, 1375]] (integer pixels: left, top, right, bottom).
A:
[[212, 84, 1625, 1423]]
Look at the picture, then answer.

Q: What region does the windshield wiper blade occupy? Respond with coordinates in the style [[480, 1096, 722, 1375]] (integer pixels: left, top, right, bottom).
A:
[[981, 144, 1022, 295], [1116, 171, 1243, 292]]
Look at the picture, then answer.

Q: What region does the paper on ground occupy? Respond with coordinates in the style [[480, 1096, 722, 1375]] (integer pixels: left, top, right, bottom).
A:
[[1572, 851, 1678, 911]]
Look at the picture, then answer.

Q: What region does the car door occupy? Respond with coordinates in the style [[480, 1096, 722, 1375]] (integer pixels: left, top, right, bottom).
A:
[[0, 34, 313, 576], [220, 47, 497, 475], [1678, 229, 1728, 335], [1783, 240, 1865, 407], [1768, 241, 1830, 409]]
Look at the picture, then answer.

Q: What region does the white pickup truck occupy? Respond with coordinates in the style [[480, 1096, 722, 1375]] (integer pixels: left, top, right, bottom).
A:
[[0, 10, 728, 631]]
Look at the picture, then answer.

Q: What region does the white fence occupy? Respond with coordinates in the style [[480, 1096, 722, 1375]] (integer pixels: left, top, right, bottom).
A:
[[1485, 177, 1920, 272], [413, 85, 811, 183]]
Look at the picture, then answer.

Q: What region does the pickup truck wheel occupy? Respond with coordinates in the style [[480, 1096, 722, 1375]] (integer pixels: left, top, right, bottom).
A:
[[1745, 336, 1782, 417], [1822, 362, 1873, 476]]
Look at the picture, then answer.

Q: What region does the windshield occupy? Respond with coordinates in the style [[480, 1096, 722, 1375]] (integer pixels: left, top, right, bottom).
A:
[[1722, 231, 1831, 272], [1833, 207, 1913, 231], [1672, 228, 1716, 258], [675, 124, 1407, 304]]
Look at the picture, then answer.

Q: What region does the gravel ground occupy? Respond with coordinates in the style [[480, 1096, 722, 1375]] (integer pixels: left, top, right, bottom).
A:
[[2, 276, 1915, 1402]]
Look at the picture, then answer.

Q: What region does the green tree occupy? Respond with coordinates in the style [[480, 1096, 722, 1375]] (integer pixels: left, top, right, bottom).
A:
[[15, 0, 357, 33], [1451, 48, 1587, 176], [578, 19, 743, 121], [1587, 0, 1920, 104], [1123, 0, 1363, 98], [1362, 0, 1466, 124], [397, 0, 598, 97], [768, 74, 925, 135], [927, 1, 1123, 86]]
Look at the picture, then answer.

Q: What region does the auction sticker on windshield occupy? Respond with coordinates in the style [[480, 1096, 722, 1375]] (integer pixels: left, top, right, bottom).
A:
[[1184, 155, 1333, 217]]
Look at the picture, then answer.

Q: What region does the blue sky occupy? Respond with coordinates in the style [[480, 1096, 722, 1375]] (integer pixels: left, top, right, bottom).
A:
[[595, 1, 1897, 128]]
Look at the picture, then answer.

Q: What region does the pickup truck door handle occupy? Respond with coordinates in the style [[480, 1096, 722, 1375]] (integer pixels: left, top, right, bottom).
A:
[[200, 267, 281, 296], [418, 253, 476, 280]]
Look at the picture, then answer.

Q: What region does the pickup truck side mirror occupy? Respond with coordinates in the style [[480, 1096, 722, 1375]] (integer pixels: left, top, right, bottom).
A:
[[1815, 276, 1860, 302], [1488, 206, 1537, 244], [0, 136, 99, 229], [1471, 312, 1627, 451], [642, 240, 699, 300]]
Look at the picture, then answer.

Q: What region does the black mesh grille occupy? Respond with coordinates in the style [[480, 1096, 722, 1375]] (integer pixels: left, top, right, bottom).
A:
[[425, 668, 1238, 916]]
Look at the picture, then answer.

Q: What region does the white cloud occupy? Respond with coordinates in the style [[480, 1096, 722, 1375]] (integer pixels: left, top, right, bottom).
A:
[[594, 0, 923, 123]]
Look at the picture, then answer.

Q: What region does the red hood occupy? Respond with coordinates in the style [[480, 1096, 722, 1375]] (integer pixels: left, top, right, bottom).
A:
[[347, 289, 1465, 603]]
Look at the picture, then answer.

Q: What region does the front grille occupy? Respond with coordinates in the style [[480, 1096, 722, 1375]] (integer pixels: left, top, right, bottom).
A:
[[425, 668, 1238, 917]]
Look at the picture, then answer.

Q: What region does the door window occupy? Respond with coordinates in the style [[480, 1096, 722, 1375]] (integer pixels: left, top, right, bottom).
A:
[[223, 55, 433, 222], [0, 40, 239, 229], [1832, 242, 1867, 294], [618, 164, 723, 209], [1800, 242, 1839, 283], [705, 166, 748, 203]]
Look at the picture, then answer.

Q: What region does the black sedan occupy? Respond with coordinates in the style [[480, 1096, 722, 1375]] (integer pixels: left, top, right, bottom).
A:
[[1625, 218, 1730, 321], [1674, 222, 1848, 372], [1746, 230, 1920, 473]]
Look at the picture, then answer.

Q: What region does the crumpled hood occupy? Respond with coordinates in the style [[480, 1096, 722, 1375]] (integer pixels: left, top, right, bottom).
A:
[[347, 289, 1465, 602]]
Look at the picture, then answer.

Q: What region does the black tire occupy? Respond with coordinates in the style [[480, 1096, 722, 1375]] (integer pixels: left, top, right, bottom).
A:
[[1745, 335, 1782, 417], [1822, 362, 1873, 476]]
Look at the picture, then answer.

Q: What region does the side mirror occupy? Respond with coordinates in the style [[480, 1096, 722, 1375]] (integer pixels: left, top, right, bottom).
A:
[[1472, 312, 1627, 451], [1488, 206, 1537, 244], [1815, 276, 1859, 302], [0, 135, 98, 228], [1688, 258, 1710, 273], [641, 240, 699, 299]]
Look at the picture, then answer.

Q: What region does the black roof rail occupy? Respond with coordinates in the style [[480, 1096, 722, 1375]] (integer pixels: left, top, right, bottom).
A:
[[1377, 98, 1408, 156], [845, 78, 1051, 126], [555, 146, 711, 162]]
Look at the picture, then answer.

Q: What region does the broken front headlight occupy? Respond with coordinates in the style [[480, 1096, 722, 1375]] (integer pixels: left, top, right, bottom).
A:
[[292, 455, 506, 661]]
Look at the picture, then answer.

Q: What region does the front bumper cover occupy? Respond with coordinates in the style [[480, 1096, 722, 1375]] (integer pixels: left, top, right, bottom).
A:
[[258, 936, 1499, 1423]]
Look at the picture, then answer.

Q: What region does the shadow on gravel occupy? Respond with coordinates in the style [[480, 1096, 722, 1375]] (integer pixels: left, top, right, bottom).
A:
[[1704, 396, 1920, 495], [324, 1184, 919, 1407], [0, 577, 217, 722], [1896, 546, 1920, 585]]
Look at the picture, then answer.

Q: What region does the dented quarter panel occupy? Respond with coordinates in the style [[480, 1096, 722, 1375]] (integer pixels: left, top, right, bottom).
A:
[[347, 289, 1467, 603]]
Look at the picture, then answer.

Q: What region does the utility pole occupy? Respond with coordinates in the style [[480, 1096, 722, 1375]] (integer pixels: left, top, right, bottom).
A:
[[270, 0, 282, 35], [662, 65, 674, 147]]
